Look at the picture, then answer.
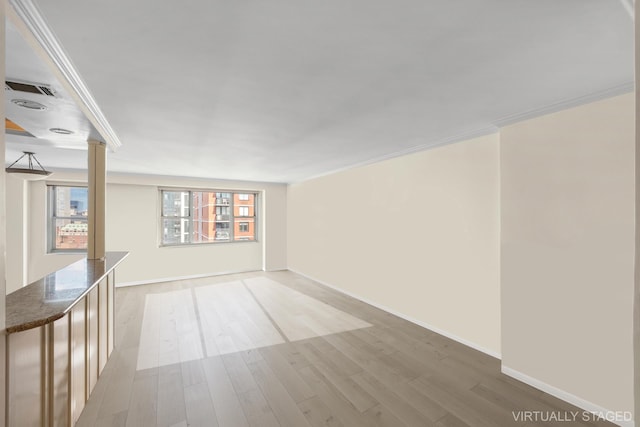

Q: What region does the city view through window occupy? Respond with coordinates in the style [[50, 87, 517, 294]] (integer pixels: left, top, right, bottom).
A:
[[48, 187, 257, 250], [50, 186, 88, 251], [161, 190, 256, 245]]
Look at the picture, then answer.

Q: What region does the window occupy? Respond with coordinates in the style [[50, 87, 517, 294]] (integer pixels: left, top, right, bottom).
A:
[[48, 185, 88, 252], [215, 206, 230, 221], [161, 189, 257, 245]]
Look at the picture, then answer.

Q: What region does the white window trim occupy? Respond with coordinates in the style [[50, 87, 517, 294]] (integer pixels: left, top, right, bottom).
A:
[[159, 188, 258, 247], [47, 184, 89, 253]]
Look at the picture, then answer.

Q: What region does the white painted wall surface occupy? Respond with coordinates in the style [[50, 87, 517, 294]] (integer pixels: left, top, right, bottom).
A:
[[287, 133, 501, 356], [262, 185, 287, 271], [105, 183, 263, 284], [5, 177, 28, 293], [28, 180, 84, 283], [501, 93, 635, 420], [25, 172, 287, 285]]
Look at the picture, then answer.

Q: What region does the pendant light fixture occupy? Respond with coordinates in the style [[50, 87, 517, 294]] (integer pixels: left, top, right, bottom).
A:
[[5, 151, 53, 180]]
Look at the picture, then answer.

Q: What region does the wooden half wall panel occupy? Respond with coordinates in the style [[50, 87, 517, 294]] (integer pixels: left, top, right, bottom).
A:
[[5, 269, 118, 426]]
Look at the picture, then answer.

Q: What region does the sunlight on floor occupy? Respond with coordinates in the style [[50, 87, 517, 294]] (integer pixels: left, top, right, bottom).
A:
[[136, 278, 372, 370]]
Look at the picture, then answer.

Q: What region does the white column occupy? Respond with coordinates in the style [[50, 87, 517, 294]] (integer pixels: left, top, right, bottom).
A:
[[87, 140, 106, 260]]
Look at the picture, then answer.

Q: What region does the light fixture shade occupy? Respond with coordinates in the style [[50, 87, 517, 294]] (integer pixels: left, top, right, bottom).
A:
[[5, 151, 53, 180]]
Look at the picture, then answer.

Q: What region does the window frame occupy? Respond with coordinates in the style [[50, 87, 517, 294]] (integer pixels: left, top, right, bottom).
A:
[[47, 184, 89, 254], [159, 188, 258, 247]]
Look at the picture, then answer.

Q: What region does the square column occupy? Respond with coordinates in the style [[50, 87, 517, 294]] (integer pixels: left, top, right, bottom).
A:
[[87, 140, 106, 260]]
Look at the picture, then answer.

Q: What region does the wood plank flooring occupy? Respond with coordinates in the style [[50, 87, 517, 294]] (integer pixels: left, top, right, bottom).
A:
[[76, 271, 615, 427]]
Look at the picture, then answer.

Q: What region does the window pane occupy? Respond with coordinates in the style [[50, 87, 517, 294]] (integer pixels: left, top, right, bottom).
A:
[[215, 206, 230, 220], [213, 193, 231, 241], [53, 219, 88, 250], [162, 191, 190, 217], [192, 226, 216, 244], [215, 193, 232, 205], [191, 191, 216, 243], [54, 187, 88, 217], [235, 193, 254, 217], [214, 230, 230, 241], [234, 218, 255, 241], [162, 218, 191, 245], [159, 189, 257, 245], [235, 193, 255, 205], [49, 186, 88, 252]]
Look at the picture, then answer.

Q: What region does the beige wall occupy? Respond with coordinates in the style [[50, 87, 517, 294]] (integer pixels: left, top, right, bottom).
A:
[[6, 178, 27, 293], [263, 185, 287, 271], [25, 172, 287, 285], [27, 180, 84, 282], [501, 93, 635, 417], [287, 133, 501, 356], [105, 183, 259, 284]]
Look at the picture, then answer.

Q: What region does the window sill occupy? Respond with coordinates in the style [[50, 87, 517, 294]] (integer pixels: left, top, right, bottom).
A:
[[159, 240, 259, 249]]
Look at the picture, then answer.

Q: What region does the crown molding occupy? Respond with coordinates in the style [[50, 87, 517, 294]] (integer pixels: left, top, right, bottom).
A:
[[294, 81, 634, 185], [492, 81, 634, 128], [7, 0, 122, 151], [293, 126, 500, 184]]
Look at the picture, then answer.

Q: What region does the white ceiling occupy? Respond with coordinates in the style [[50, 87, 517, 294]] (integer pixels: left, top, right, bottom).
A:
[[6, 0, 635, 183], [5, 18, 95, 169]]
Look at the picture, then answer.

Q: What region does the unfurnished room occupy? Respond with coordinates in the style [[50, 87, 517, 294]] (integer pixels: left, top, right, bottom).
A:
[[0, 0, 638, 426]]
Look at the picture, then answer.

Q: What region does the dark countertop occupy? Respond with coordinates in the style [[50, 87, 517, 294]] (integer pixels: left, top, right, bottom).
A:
[[5, 251, 129, 334]]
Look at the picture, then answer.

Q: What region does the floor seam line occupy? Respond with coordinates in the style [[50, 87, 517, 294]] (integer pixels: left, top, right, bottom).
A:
[[190, 287, 209, 358], [241, 279, 291, 344]]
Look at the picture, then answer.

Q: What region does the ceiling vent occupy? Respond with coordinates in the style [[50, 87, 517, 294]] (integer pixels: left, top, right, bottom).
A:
[[5, 79, 56, 97]]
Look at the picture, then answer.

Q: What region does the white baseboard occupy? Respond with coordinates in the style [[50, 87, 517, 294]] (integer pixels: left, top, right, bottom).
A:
[[502, 366, 635, 427], [116, 269, 261, 287], [287, 268, 501, 360]]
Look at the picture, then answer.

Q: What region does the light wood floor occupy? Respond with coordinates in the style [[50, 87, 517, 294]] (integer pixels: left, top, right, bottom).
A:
[[76, 271, 614, 427]]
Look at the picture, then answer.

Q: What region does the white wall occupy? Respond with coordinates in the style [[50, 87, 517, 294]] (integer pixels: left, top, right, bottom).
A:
[[287, 133, 501, 356], [25, 171, 287, 285], [501, 93, 635, 419], [263, 186, 288, 271], [5, 176, 27, 293], [27, 179, 84, 283]]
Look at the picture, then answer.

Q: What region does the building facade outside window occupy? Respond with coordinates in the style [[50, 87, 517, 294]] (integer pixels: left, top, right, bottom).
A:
[[160, 189, 257, 245], [48, 185, 89, 252]]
